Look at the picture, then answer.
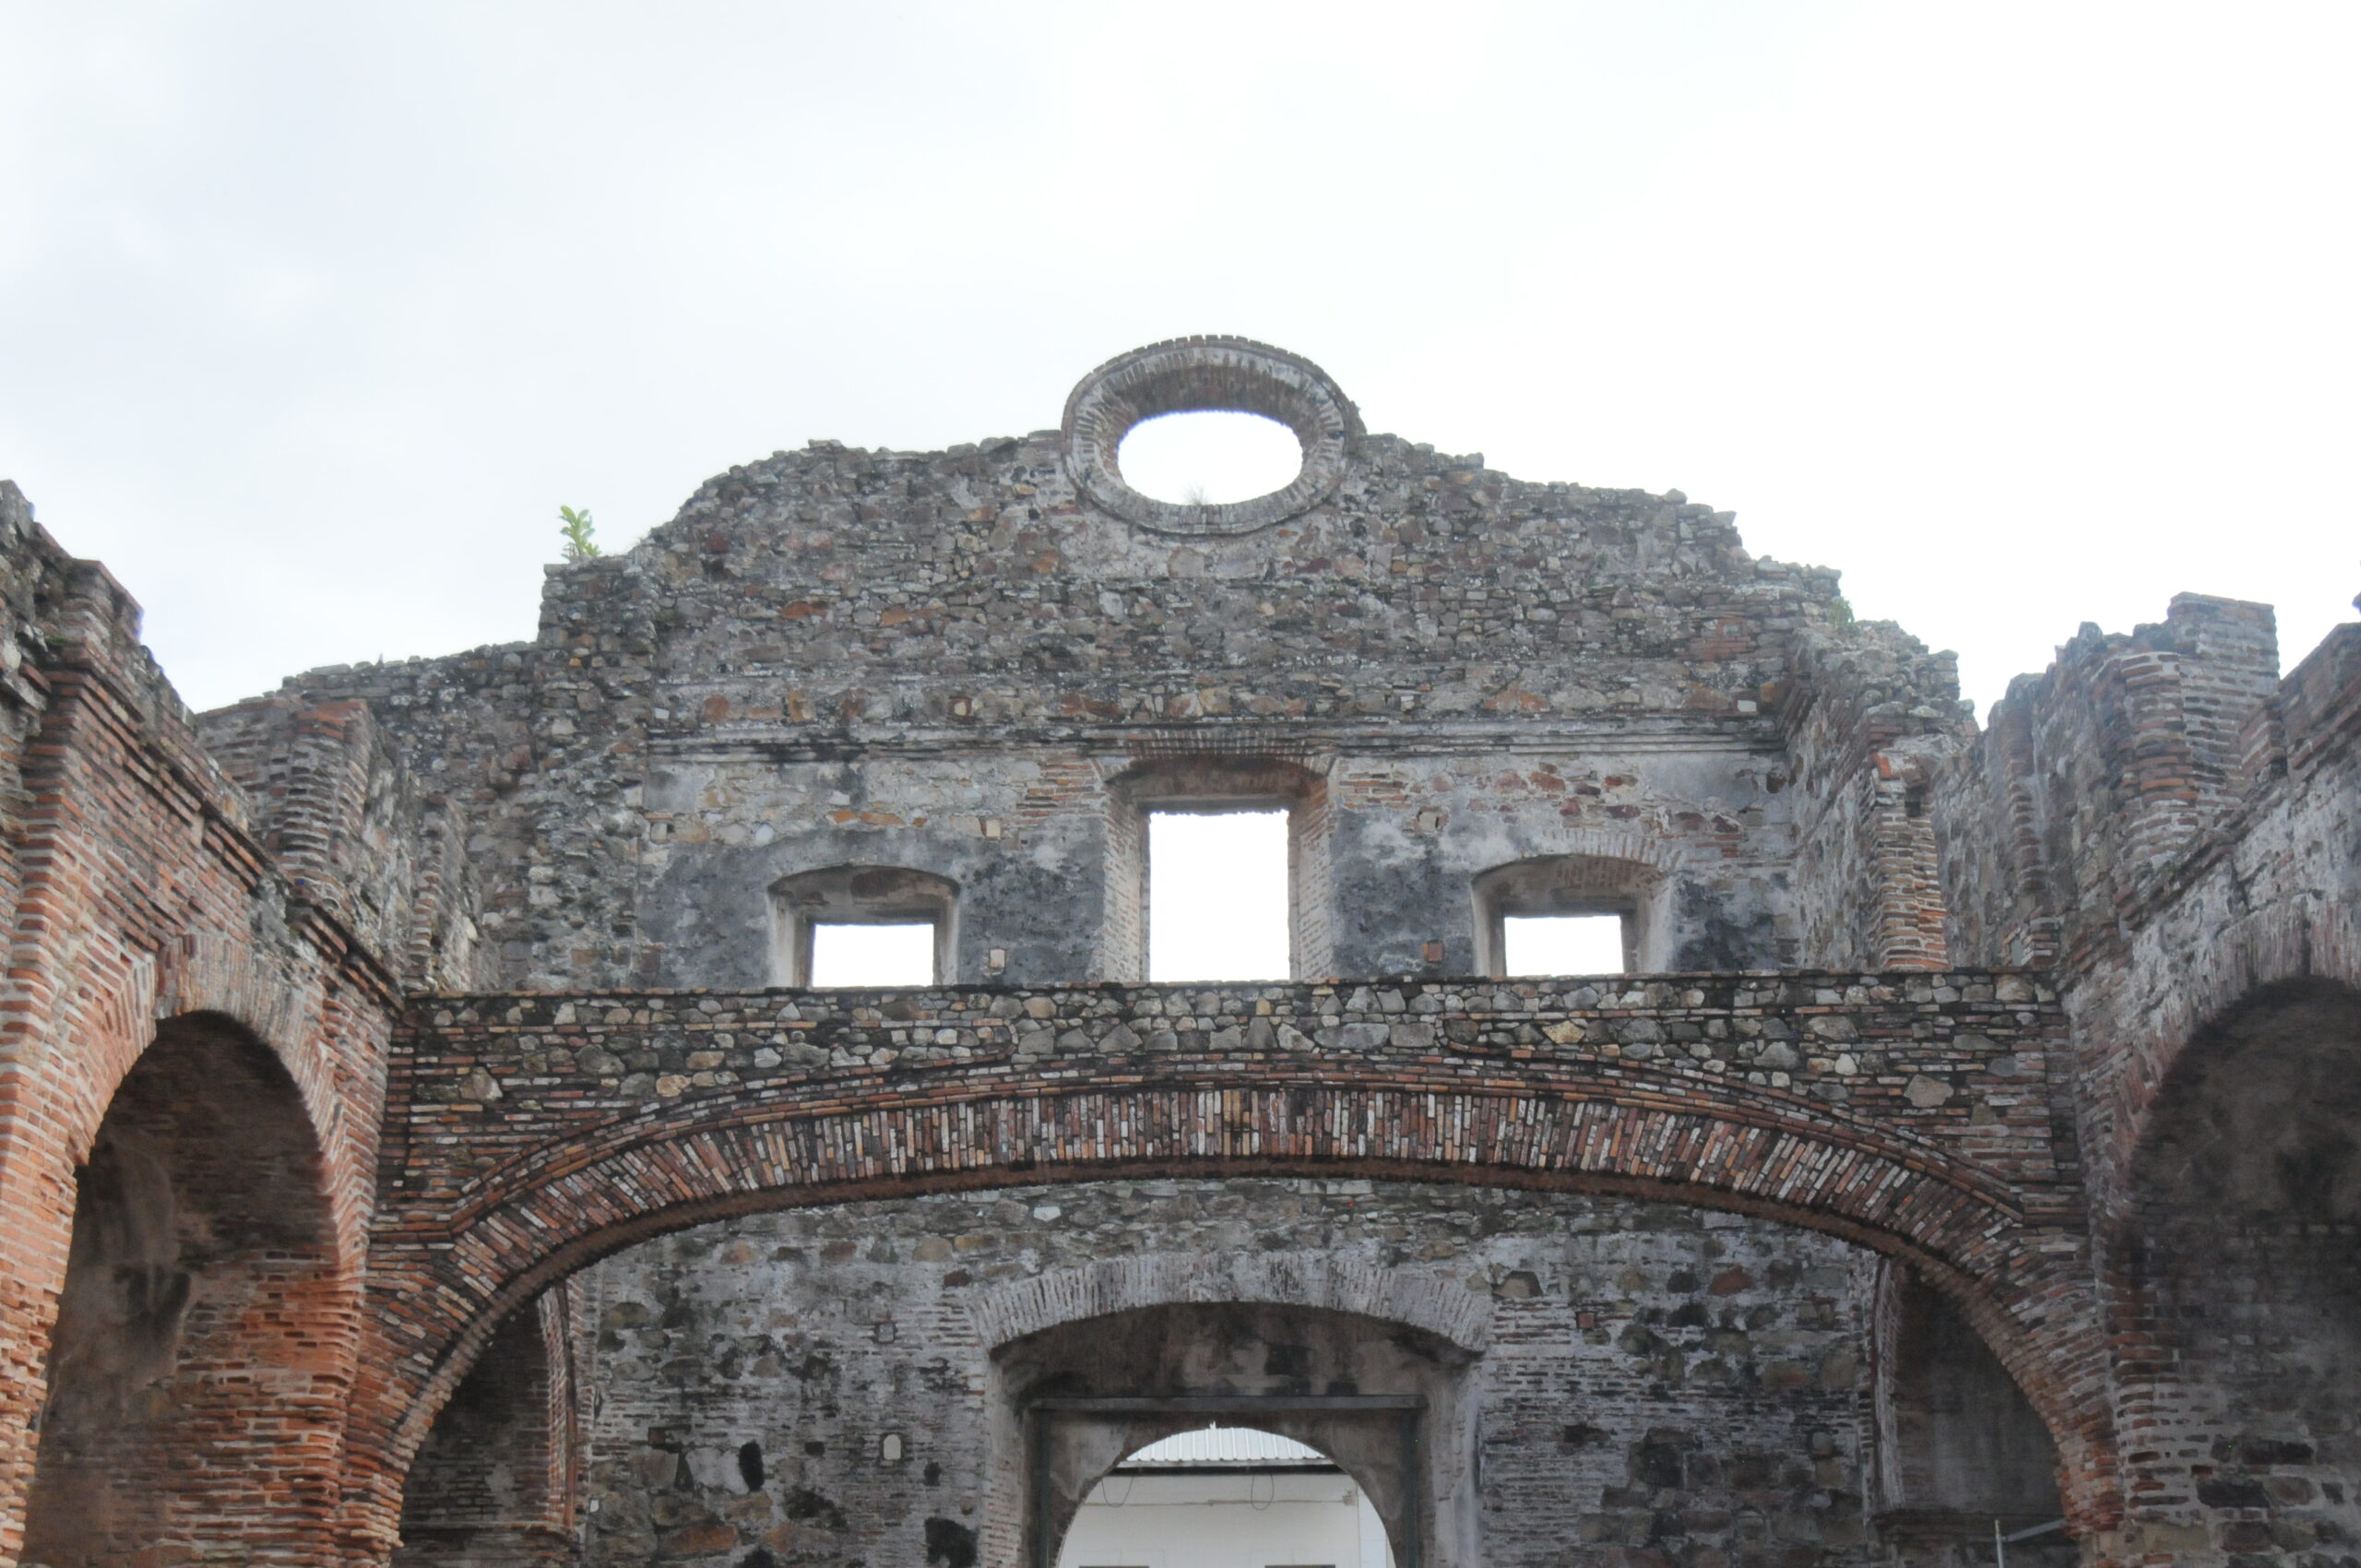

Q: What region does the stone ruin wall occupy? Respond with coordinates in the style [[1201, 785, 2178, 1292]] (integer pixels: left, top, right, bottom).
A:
[[262, 340, 2355, 1568], [0, 334, 2354, 1568], [256, 346, 1966, 997], [1928, 594, 2361, 1564], [380, 953, 2076, 1568], [311, 343, 2064, 1568], [560, 1182, 1877, 1568]]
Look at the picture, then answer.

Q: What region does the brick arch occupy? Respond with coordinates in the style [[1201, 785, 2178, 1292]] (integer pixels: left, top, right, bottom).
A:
[[426, 1045, 2025, 1238], [967, 1250, 1494, 1355], [30, 932, 331, 1194], [2102, 974, 2361, 1558], [2120, 974, 2361, 1207], [71, 947, 159, 1131], [152, 932, 380, 1262], [2111, 972, 2361, 1289], [2099, 885, 2361, 1193], [0, 925, 334, 1273], [153, 931, 317, 1057], [348, 1068, 2110, 1553], [0, 923, 357, 1557], [22, 943, 160, 1173], [23, 1009, 352, 1567], [0, 942, 164, 1562], [1500, 824, 1691, 876]]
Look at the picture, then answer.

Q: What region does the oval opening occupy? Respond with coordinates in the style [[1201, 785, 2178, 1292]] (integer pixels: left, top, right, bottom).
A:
[[1117, 410, 1303, 506]]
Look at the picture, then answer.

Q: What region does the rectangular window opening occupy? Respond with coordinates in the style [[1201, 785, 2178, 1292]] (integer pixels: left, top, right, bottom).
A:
[[808, 921, 936, 987], [1148, 809, 1289, 982], [1503, 913, 1627, 977]]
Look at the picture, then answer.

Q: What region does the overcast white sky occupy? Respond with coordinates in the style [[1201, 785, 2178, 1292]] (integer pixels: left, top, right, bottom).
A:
[[2, 3, 2355, 717]]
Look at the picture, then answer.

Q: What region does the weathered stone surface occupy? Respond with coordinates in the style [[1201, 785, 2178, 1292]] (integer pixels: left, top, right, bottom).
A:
[[566, 1182, 1870, 1568], [0, 338, 2352, 1567]]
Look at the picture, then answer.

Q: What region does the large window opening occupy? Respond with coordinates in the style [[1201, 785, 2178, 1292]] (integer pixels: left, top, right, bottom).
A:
[[1501, 914, 1628, 978], [1117, 410, 1305, 506], [1060, 1426, 1393, 1568], [1106, 757, 1331, 983], [1149, 809, 1290, 982]]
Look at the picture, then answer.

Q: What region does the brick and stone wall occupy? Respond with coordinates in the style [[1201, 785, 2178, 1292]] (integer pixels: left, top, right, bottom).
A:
[[350, 969, 2114, 1561], [0, 334, 2355, 1568], [0, 481, 487, 1564], [1927, 588, 2361, 1563]]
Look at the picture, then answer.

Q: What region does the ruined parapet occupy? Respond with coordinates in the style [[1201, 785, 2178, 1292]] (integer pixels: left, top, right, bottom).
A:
[[199, 694, 492, 993], [1775, 617, 1974, 970], [250, 642, 564, 984], [0, 481, 65, 956], [1930, 593, 2282, 972], [0, 481, 265, 849], [2236, 614, 2361, 795]]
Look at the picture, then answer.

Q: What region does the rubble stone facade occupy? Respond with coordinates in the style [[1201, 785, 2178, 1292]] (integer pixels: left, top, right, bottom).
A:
[[0, 338, 2352, 1568]]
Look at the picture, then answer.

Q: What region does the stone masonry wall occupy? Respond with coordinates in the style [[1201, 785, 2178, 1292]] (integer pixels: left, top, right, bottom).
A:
[[383, 971, 2075, 1225], [566, 1179, 1877, 1568], [261, 340, 1944, 997], [634, 742, 1800, 987], [2052, 626, 2361, 1567], [4, 329, 2355, 1568]]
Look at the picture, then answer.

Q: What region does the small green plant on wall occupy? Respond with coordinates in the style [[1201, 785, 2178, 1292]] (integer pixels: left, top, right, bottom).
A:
[[558, 505, 599, 563]]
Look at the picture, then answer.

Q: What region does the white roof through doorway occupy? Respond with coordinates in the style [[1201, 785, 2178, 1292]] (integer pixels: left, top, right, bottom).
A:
[[1119, 1427, 1333, 1467]]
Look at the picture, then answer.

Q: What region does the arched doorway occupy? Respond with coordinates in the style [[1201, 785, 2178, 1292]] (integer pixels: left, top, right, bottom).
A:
[[2117, 979, 2361, 1559], [22, 1013, 344, 1567], [1059, 1426, 1394, 1568], [393, 1286, 582, 1566], [1867, 1262, 2068, 1565]]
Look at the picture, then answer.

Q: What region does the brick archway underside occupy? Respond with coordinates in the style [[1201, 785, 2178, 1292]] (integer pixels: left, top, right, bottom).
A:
[[347, 974, 2117, 1554]]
